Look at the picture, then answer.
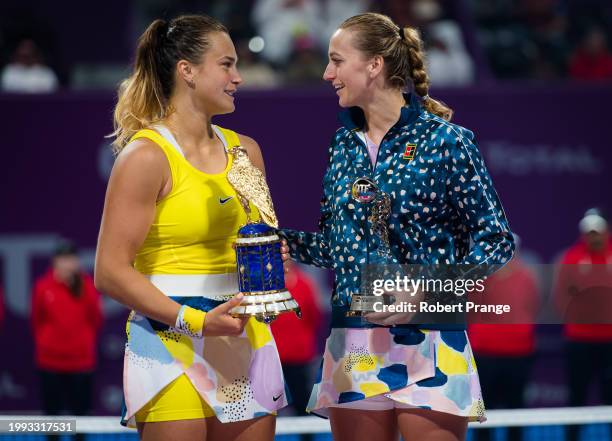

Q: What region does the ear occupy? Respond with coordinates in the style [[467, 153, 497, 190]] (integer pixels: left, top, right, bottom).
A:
[[368, 55, 384, 79], [177, 59, 194, 84]]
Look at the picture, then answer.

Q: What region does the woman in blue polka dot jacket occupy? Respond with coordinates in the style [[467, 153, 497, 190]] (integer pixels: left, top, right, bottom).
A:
[[279, 12, 515, 441]]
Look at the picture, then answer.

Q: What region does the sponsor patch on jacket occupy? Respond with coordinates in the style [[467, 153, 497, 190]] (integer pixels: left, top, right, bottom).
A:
[[402, 143, 417, 160]]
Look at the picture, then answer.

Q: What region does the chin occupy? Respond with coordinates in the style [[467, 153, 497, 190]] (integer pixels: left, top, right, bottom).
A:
[[219, 105, 235, 115], [214, 102, 236, 115], [338, 97, 354, 108], [337, 90, 356, 108]]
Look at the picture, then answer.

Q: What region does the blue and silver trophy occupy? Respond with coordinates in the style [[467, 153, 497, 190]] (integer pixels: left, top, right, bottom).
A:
[[226, 145, 301, 324]]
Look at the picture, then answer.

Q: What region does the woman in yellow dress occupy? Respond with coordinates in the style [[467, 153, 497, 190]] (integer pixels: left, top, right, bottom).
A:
[[95, 15, 287, 441]]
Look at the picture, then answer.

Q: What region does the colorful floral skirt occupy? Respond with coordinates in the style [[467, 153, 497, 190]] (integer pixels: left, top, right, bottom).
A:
[[308, 326, 485, 422], [121, 274, 287, 427]]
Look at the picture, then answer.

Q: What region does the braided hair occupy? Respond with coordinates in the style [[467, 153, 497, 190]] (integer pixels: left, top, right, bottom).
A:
[[340, 13, 453, 120]]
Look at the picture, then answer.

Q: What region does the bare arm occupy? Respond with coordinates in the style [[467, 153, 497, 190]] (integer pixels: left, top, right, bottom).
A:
[[95, 139, 182, 326]]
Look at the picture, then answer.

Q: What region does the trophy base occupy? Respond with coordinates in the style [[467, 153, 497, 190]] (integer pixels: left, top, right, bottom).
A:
[[345, 309, 367, 317], [249, 307, 302, 324], [346, 295, 388, 317], [229, 289, 302, 324]]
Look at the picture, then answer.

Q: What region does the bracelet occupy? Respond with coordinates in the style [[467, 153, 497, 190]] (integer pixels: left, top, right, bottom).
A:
[[175, 305, 206, 338]]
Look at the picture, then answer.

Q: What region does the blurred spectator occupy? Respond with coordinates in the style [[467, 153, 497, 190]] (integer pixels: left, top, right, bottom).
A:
[[235, 39, 281, 89], [271, 262, 322, 425], [469, 236, 539, 441], [31, 241, 103, 441], [252, 0, 324, 66], [569, 27, 612, 80], [284, 35, 327, 86], [208, 0, 258, 42], [517, 0, 569, 79], [426, 19, 475, 86], [319, 0, 370, 50], [473, 13, 535, 78], [554, 208, 612, 441], [566, 0, 612, 48], [472, 0, 569, 79], [1, 39, 58, 93], [385, 0, 475, 86]]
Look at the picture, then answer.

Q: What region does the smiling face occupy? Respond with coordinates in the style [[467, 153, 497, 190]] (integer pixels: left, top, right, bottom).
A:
[[323, 28, 375, 108], [188, 31, 242, 115]]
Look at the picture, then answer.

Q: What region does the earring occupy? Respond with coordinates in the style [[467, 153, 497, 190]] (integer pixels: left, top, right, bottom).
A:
[[186, 79, 196, 89]]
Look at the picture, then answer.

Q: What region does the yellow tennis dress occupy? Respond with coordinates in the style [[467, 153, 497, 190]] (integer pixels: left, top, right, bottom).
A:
[[121, 125, 287, 427]]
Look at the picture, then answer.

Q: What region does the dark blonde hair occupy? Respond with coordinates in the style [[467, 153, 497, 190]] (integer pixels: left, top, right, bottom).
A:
[[110, 15, 227, 151], [340, 13, 453, 121]]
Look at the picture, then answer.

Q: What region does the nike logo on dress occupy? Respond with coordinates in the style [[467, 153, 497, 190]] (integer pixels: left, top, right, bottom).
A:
[[272, 393, 283, 402], [219, 196, 233, 204]]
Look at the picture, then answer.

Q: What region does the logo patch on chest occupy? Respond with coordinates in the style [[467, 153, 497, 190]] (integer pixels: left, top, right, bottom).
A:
[[402, 143, 417, 161], [219, 196, 234, 205]]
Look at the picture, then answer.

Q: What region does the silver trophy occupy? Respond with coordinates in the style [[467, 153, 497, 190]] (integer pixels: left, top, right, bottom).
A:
[[347, 177, 396, 316]]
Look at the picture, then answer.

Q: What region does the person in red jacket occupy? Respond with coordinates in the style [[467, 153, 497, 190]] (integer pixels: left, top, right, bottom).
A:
[[31, 241, 103, 440], [569, 27, 612, 81], [468, 235, 539, 441], [271, 262, 322, 426], [554, 208, 612, 441]]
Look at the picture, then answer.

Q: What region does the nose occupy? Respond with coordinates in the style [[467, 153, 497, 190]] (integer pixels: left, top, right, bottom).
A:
[[232, 68, 243, 85], [322, 63, 335, 82]]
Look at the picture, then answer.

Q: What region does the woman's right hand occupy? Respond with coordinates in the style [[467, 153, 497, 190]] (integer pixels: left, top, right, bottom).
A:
[[203, 294, 250, 336], [280, 239, 292, 273]]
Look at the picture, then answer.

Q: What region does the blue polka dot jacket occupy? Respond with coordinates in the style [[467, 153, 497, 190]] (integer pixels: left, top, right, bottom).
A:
[[280, 94, 515, 329]]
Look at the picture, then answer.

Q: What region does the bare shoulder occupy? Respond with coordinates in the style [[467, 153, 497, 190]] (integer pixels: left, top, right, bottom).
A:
[[236, 133, 262, 156], [236, 133, 265, 173], [109, 137, 170, 196], [115, 137, 167, 170]]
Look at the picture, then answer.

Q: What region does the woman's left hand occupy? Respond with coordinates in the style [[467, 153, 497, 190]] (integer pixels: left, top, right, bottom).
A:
[[365, 290, 420, 326]]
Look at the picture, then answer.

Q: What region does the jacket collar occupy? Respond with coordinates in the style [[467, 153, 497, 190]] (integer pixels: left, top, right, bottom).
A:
[[338, 92, 424, 131]]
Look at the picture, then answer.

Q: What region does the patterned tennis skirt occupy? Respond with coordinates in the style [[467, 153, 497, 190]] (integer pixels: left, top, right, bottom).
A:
[[307, 326, 486, 422], [121, 274, 287, 427]]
